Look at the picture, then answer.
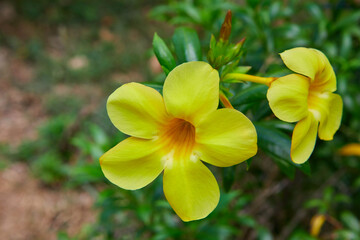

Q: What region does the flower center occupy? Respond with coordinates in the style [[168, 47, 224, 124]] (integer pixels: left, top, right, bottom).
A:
[[307, 89, 330, 121], [159, 118, 196, 160]]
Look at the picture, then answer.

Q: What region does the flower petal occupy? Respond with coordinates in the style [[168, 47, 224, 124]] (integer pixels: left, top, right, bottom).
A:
[[100, 137, 165, 190], [195, 108, 257, 167], [163, 158, 219, 221], [267, 74, 310, 122], [107, 82, 168, 139], [291, 113, 319, 164], [311, 49, 337, 92], [318, 93, 343, 140], [163, 61, 219, 125], [280, 47, 321, 80], [338, 143, 360, 156]]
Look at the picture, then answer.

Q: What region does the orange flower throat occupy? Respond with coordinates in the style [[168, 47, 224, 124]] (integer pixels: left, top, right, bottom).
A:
[[159, 118, 196, 160]]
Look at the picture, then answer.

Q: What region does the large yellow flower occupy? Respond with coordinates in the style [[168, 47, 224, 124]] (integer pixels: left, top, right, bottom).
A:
[[267, 47, 343, 164], [100, 61, 257, 221]]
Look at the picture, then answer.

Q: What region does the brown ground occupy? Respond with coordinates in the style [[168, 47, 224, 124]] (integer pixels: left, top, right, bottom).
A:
[[0, 48, 98, 239], [0, 163, 96, 240], [0, 48, 45, 147]]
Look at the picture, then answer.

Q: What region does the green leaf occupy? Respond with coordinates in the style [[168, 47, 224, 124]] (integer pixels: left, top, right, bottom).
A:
[[332, 11, 360, 32], [214, 190, 240, 212], [341, 212, 360, 232], [222, 166, 236, 192], [255, 123, 311, 177], [252, 101, 272, 121], [90, 124, 108, 146], [323, 187, 334, 202], [256, 227, 273, 240], [246, 158, 253, 170], [175, 3, 202, 24], [334, 194, 351, 204], [153, 33, 176, 75], [237, 215, 257, 227], [289, 230, 317, 240], [306, 3, 323, 21], [269, 1, 281, 20], [304, 199, 324, 209], [57, 232, 73, 240], [67, 163, 104, 185], [231, 84, 268, 107], [272, 155, 296, 179], [172, 27, 202, 63], [256, 120, 294, 132], [340, 32, 352, 58], [233, 66, 252, 74], [142, 82, 164, 93], [335, 230, 360, 240]]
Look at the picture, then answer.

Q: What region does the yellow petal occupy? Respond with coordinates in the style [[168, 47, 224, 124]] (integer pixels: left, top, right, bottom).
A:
[[267, 74, 310, 123], [163, 61, 219, 125], [100, 137, 165, 190], [163, 158, 219, 221], [291, 113, 319, 164], [318, 93, 343, 140], [310, 214, 326, 237], [311, 49, 337, 92], [107, 82, 168, 139], [195, 108, 257, 167], [280, 47, 320, 80], [338, 143, 360, 156]]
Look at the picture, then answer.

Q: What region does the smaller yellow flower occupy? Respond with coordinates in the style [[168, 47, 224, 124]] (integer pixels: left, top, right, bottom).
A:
[[100, 61, 257, 221], [267, 47, 343, 164]]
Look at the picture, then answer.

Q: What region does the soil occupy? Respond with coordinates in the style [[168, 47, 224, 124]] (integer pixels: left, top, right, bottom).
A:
[[0, 48, 46, 147], [0, 49, 98, 240], [0, 163, 96, 240]]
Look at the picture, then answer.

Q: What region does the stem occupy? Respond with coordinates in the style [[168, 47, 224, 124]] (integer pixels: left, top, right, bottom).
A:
[[223, 73, 276, 86], [219, 91, 234, 109]]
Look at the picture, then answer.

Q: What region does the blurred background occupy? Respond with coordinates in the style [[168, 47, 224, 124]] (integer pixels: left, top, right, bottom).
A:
[[0, 0, 359, 239]]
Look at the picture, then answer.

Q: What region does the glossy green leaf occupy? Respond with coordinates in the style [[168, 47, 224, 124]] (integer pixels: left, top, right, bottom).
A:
[[142, 82, 164, 93], [172, 27, 202, 63], [231, 84, 268, 107], [252, 101, 272, 121], [256, 120, 294, 132], [273, 155, 296, 179], [153, 33, 176, 75], [222, 166, 236, 192], [255, 123, 311, 177]]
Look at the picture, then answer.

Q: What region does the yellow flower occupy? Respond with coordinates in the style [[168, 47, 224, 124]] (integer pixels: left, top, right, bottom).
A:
[[310, 214, 326, 237], [100, 61, 257, 221], [338, 143, 360, 156], [267, 47, 343, 164]]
